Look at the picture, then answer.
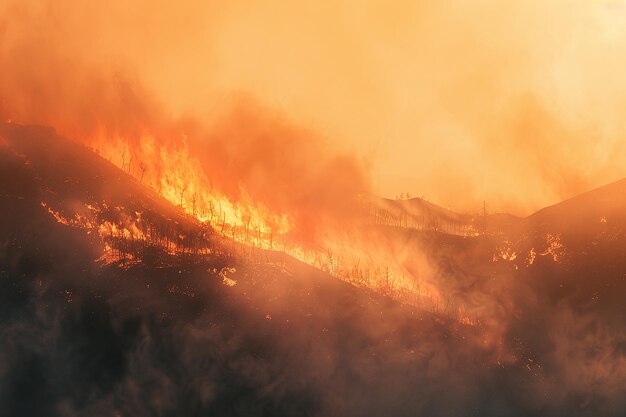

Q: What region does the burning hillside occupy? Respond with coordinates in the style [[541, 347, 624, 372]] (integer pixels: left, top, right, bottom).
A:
[[2, 121, 626, 416], [2, 1, 626, 416]]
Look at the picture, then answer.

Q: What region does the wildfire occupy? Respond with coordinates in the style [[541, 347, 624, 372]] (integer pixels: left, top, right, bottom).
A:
[[40, 198, 212, 266], [40, 201, 96, 229], [83, 131, 453, 317], [540, 233, 565, 263], [12, 122, 476, 327], [526, 247, 537, 266], [219, 267, 237, 287], [91, 132, 291, 247], [493, 234, 565, 268], [492, 241, 518, 263]]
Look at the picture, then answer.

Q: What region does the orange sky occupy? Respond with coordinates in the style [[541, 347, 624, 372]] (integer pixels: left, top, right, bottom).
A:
[[2, 0, 626, 215]]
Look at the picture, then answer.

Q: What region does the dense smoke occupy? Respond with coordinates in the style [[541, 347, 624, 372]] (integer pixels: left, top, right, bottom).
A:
[[3, 1, 626, 214], [0, 0, 371, 240], [2, 2, 626, 415]]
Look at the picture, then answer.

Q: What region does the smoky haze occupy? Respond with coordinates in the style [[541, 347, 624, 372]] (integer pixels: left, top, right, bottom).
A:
[[2, 0, 626, 214], [0, 1, 371, 239], [3, 2, 626, 413]]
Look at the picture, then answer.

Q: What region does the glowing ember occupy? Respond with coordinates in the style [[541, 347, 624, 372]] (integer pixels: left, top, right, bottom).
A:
[[540, 233, 565, 263], [220, 266, 237, 287]]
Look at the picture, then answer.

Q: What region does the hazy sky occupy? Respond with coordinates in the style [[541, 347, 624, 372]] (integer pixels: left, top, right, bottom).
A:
[[2, 0, 626, 214]]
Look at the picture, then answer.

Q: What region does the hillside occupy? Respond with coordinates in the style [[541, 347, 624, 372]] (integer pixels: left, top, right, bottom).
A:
[[373, 196, 521, 236], [516, 178, 626, 320], [1, 123, 625, 416], [525, 177, 626, 235]]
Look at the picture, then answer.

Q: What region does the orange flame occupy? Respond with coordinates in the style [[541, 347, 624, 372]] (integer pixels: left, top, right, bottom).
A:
[[81, 128, 449, 314]]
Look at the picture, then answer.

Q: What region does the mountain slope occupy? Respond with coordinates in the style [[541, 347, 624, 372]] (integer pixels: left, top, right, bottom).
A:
[[373, 196, 521, 236], [1, 122, 625, 416], [0, 124, 488, 416], [526, 177, 626, 236]]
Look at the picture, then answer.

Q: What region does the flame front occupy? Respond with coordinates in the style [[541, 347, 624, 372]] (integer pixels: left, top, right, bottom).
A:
[[85, 130, 446, 314], [93, 132, 291, 244]]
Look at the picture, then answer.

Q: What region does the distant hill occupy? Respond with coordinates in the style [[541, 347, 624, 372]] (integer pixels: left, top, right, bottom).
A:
[[371, 196, 521, 236], [525, 177, 626, 236]]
